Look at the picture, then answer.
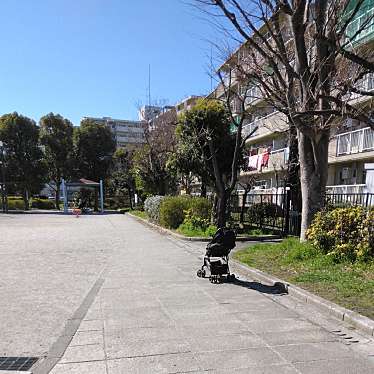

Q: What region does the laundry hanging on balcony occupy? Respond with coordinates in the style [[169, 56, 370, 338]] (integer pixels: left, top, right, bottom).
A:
[[247, 154, 259, 170], [261, 151, 270, 168]]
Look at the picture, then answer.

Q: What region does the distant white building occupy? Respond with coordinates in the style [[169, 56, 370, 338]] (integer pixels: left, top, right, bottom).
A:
[[83, 116, 146, 149], [138, 105, 162, 122]]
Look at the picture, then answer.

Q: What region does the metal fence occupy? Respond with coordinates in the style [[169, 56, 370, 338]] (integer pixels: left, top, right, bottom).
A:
[[230, 191, 373, 237], [325, 193, 374, 208]]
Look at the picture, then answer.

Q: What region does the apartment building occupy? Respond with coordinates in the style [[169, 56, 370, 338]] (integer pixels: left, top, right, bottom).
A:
[[211, 2, 374, 196], [83, 117, 146, 149]]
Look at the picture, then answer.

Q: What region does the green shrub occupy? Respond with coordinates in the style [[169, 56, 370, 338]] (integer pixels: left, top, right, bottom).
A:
[[1, 198, 25, 210], [159, 196, 191, 229], [31, 198, 55, 210], [159, 196, 212, 229], [307, 206, 374, 262], [144, 195, 165, 223]]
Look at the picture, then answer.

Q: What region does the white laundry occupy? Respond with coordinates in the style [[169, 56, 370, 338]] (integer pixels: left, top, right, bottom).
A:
[[247, 155, 259, 170]]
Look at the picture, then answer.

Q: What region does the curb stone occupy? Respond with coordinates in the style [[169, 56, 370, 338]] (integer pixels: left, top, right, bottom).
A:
[[231, 260, 374, 337], [127, 212, 280, 242]]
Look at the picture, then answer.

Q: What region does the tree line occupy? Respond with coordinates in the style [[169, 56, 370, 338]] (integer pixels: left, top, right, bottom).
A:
[[0, 112, 116, 210]]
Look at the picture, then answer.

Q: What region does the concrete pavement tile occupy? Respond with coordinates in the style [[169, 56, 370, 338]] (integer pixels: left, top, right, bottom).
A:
[[59, 344, 105, 364], [105, 337, 191, 358], [49, 360, 107, 374], [172, 312, 242, 325], [294, 357, 374, 374], [274, 341, 356, 363], [78, 319, 103, 332], [104, 326, 183, 341], [234, 308, 299, 321], [258, 328, 338, 346], [188, 333, 267, 352], [245, 318, 315, 333], [107, 353, 201, 373], [219, 300, 278, 312], [195, 347, 286, 370], [177, 321, 249, 337], [104, 315, 173, 332], [205, 364, 300, 373], [69, 331, 104, 346]]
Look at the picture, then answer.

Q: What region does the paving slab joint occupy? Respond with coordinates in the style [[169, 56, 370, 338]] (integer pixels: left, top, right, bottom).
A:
[[231, 260, 374, 337]]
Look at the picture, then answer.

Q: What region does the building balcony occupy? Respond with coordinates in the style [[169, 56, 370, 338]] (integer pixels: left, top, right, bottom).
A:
[[336, 127, 374, 156], [242, 111, 288, 142], [326, 184, 366, 194], [242, 147, 289, 174], [346, 6, 374, 45]]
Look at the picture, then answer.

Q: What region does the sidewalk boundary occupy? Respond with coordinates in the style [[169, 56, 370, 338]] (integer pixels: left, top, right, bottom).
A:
[[128, 212, 374, 338]]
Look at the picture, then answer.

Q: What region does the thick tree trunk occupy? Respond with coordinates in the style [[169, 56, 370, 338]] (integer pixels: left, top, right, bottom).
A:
[[55, 184, 61, 210], [298, 130, 329, 240], [128, 188, 133, 209], [216, 191, 228, 228]]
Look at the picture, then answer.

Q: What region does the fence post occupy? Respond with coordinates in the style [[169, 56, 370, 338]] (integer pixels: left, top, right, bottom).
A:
[[284, 189, 291, 237], [365, 193, 370, 208]]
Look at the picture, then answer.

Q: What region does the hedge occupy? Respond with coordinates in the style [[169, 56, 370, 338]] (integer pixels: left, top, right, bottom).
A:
[[307, 206, 374, 262], [31, 198, 55, 210], [159, 196, 211, 229]]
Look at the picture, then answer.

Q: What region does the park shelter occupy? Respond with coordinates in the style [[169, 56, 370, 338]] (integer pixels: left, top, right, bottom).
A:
[[61, 178, 104, 213]]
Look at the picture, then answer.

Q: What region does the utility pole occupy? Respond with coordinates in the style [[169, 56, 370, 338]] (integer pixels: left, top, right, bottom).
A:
[[148, 64, 151, 106], [0, 141, 8, 213]]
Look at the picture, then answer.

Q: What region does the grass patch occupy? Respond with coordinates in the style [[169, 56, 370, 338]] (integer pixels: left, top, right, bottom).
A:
[[176, 225, 215, 238], [130, 210, 148, 220], [234, 238, 374, 320]]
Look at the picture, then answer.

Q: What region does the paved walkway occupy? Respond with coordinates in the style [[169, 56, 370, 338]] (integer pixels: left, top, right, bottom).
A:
[[1, 213, 374, 373]]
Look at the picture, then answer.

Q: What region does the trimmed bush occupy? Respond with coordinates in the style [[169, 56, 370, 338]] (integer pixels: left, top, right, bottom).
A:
[[178, 208, 217, 237], [1, 197, 25, 210], [31, 198, 55, 210], [159, 196, 190, 229], [159, 196, 212, 229], [144, 195, 165, 223], [307, 206, 374, 262]]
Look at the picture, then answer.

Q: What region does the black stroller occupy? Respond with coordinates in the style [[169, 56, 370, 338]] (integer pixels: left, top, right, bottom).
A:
[[197, 228, 236, 283]]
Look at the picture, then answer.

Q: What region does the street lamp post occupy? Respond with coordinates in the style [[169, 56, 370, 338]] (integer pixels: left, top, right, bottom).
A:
[[0, 141, 8, 213]]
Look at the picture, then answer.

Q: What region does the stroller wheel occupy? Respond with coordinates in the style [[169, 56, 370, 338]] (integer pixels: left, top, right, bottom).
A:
[[197, 269, 203, 278], [227, 274, 236, 282], [201, 269, 206, 278]]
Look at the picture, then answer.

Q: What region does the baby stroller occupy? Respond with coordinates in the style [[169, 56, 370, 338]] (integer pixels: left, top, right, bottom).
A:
[[197, 228, 236, 284]]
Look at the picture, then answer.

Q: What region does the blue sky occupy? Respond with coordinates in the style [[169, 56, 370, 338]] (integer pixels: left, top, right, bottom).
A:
[[0, 0, 221, 125]]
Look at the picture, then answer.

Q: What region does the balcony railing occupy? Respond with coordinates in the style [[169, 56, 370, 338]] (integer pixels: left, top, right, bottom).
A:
[[346, 6, 374, 44], [346, 73, 374, 100], [336, 127, 374, 155], [245, 86, 262, 105], [326, 184, 366, 194]]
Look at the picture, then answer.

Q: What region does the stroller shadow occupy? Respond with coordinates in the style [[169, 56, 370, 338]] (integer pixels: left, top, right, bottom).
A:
[[232, 278, 288, 295]]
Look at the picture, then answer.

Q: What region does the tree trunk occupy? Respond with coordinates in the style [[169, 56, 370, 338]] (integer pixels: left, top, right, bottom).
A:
[[128, 188, 133, 209], [55, 184, 61, 210], [216, 191, 228, 228], [298, 130, 329, 240], [200, 182, 207, 197], [23, 189, 29, 211], [94, 188, 98, 212], [240, 189, 249, 224]]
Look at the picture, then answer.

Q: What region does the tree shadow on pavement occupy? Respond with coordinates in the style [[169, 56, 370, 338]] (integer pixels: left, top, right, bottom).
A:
[[231, 278, 288, 295]]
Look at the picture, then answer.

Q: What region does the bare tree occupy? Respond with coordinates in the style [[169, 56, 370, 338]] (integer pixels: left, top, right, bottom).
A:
[[197, 0, 374, 239]]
